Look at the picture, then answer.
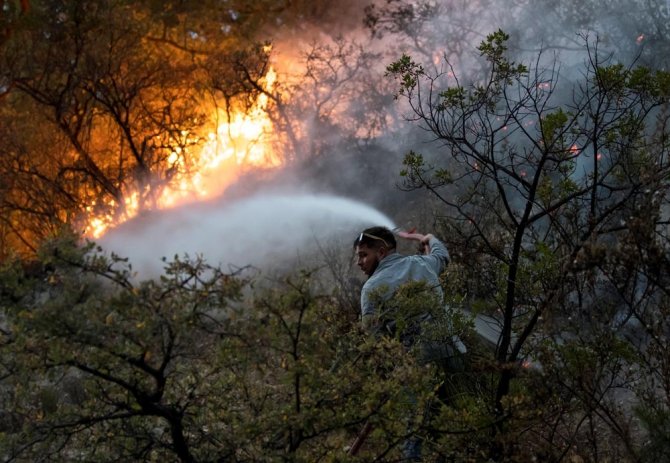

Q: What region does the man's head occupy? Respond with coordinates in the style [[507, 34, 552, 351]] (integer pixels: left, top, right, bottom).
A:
[[354, 226, 396, 276]]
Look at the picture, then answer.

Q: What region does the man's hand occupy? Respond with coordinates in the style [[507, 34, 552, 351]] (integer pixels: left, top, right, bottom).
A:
[[397, 229, 434, 255]]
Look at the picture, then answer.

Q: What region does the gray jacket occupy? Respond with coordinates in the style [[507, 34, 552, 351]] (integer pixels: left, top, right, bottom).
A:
[[360, 237, 449, 319], [360, 237, 466, 357]]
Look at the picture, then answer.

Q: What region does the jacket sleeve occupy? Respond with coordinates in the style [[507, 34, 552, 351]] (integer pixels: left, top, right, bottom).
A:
[[425, 236, 450, 274], [360, 284, 374, 318], [360, 282, 381, 332]]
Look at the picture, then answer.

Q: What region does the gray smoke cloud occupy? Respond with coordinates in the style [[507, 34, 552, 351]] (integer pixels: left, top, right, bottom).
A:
[[97, 190, 395, 279], [98, 1, 668, 280]]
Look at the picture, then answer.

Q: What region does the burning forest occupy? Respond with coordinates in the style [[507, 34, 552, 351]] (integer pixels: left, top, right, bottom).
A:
[[1, 0, 670, 461]]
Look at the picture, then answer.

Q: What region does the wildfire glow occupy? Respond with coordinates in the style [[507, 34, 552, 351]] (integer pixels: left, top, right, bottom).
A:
[[85, 67, 280, 239]]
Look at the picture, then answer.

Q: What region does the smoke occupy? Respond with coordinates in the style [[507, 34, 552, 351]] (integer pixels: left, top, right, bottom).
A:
[[97, 190, 395, 279], [100, 1, 668, 280]]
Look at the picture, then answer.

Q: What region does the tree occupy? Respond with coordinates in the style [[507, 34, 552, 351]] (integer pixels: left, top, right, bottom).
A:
[[515, 0, 670, 67], [0, 0, 280, 255], [0, 0, 397, 258], [0, 234, 441, 461], [387, 29, 670, 460]]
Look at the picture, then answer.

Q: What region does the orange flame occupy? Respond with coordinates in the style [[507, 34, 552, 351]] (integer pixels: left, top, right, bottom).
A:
[[85, 67, 280, 238]]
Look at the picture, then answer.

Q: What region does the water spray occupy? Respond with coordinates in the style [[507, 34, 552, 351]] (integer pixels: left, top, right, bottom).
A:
[[97, 191, 395, 279]]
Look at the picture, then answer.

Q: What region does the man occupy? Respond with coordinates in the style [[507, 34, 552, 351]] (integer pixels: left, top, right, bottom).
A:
[[353, 226, 465, 461], [355, 226, 450, 334]]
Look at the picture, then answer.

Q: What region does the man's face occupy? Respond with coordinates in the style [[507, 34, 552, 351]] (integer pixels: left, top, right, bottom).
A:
[[356, 244, 384, 277]]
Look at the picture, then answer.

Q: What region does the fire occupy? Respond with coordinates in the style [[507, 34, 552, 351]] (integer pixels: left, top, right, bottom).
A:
[[84, 192, 141, 240], [85, 68, 280, 239]]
